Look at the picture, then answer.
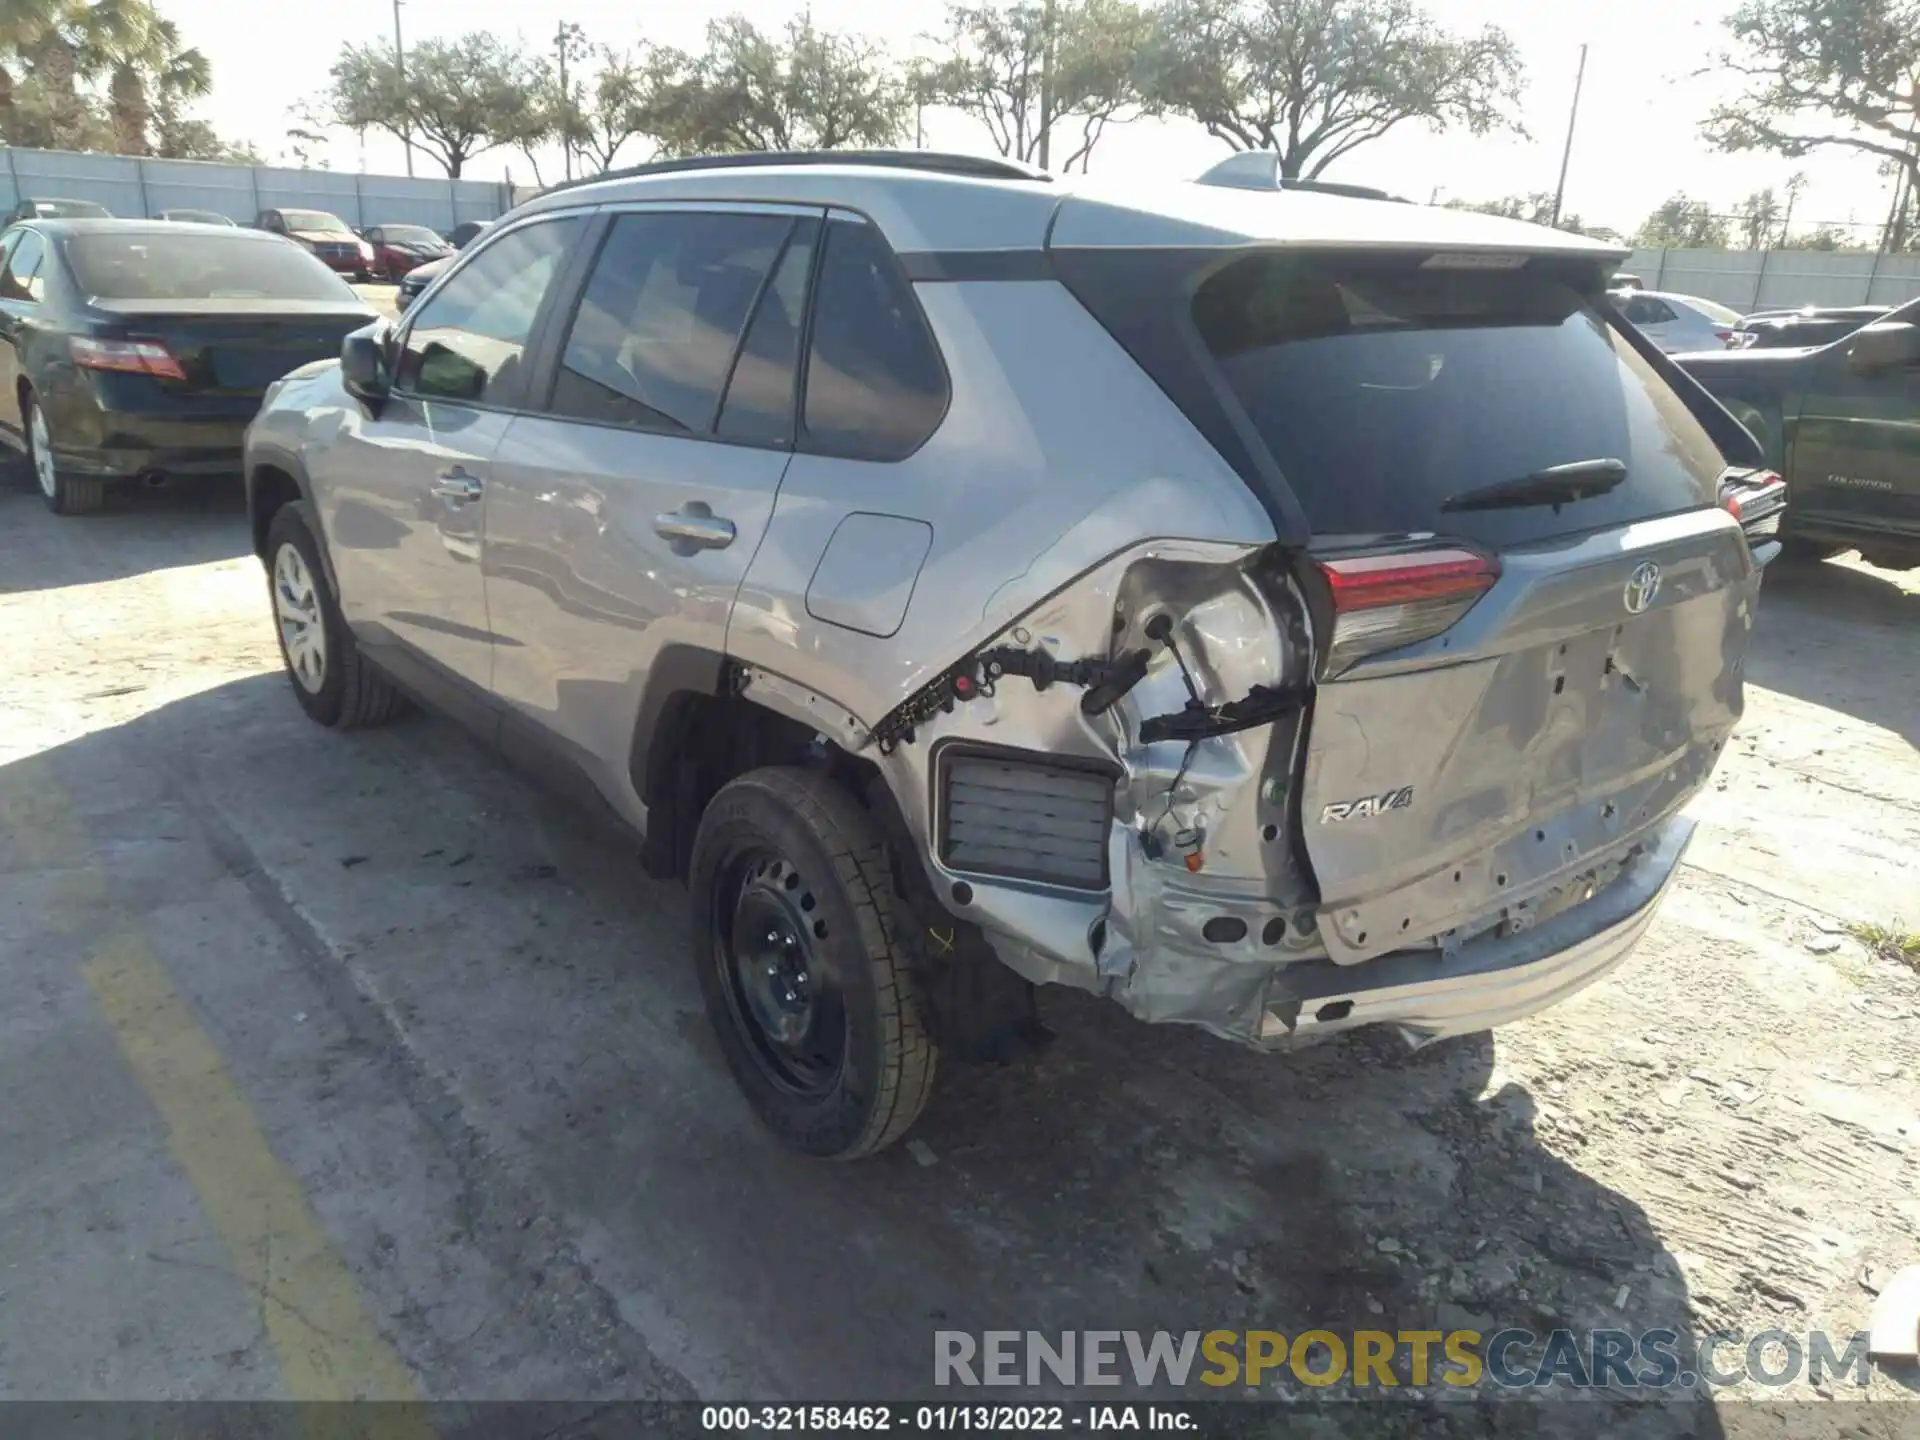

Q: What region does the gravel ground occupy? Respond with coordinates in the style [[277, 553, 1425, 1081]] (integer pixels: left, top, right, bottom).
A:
[[0, 475, 1915, 1433]]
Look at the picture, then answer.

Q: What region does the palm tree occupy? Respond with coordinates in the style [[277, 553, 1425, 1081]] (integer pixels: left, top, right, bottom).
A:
[[0, 0, 151, 147], [86, 5, 205, 154]]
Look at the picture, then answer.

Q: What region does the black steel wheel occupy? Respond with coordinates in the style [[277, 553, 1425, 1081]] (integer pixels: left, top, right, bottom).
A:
[[690, 767, 936, 1159]]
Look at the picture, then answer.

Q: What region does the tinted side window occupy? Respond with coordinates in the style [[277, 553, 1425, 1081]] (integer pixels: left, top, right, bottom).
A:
[[0, 230, 46, 302], [397, 216, 581, 407], [548, 210, 792, 435], [716, 219, 818, 447], [802, 220, 947, 461]]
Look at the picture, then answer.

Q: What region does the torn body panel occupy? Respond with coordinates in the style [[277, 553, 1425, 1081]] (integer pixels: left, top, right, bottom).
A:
[[864, 515, 1752, 1049], [868, 537, 1327, 1039]]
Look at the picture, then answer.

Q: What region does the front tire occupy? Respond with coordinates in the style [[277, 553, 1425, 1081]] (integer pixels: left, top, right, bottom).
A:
[[264, 501, 405, 729], [690, 767, 937, 1159], [24, 392, 104, 516]]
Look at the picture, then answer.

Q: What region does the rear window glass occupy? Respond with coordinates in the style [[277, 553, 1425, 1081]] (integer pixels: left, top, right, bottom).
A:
[[66, 233, 358, 301], [801, 220, 948, 461], [1192, 255, 1726, 547]]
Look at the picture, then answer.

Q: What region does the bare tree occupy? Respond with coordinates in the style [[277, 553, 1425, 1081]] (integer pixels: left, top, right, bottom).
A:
[[1136, 0, 1523, 178], [330, 33, 542, 177], [640, 15, 910, 156], [920, 0, 1152, 171], [1704, 0, 1920, 243]]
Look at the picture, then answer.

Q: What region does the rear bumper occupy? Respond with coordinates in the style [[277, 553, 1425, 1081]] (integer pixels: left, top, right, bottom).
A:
[[49, 414, 248, 480], [1255, 816, 1692, 1047]]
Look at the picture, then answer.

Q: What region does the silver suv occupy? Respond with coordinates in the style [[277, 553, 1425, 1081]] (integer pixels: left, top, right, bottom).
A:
[[245, 151, 1781, 1159]]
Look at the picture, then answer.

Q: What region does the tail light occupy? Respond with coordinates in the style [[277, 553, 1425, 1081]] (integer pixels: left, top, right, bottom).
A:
[[1313, 547, 1499, 676], [1719, 467, 1787, 544], [70, 336, 186, 381], [1715, 329, 1734, 344]]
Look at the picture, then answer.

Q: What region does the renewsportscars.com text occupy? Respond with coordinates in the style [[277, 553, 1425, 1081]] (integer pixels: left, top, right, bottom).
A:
[[934, 1328, 1873, 1391]]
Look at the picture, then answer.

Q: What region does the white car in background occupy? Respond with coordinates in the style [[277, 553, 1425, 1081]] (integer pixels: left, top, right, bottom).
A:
[[1610, 288, 1743, 353]]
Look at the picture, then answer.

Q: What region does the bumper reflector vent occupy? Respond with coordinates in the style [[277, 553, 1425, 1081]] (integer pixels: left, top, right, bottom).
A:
[[940, 752, 1113, 890]]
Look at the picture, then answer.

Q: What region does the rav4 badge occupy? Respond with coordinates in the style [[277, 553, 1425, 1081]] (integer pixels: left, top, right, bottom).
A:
[[1321, 787, 1415, 823]]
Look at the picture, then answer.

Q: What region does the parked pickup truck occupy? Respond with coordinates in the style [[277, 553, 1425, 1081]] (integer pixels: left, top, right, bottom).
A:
[[1678, 296, 1920, 568]]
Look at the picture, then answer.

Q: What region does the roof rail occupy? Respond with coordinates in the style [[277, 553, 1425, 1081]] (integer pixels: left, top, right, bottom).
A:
[[539, 149, 1053, 197], [1194, 152, 1402, 203]]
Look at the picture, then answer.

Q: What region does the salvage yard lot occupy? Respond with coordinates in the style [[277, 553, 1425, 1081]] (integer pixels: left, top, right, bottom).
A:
[[1, 477, 1916, 1428]]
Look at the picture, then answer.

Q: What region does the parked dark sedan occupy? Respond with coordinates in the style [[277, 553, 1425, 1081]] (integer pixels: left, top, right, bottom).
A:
[[0, 219, 375, 514]]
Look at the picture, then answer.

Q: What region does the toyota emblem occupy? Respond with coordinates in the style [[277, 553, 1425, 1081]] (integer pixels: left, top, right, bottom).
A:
[[1623, 561, 1662, 614]]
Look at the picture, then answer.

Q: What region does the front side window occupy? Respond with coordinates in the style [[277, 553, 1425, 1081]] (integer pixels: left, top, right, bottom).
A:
[[801, 220, 948, 460], [0, 230, 46, 303], [547, 210, 794, 435], [397, 216, 583, 407]]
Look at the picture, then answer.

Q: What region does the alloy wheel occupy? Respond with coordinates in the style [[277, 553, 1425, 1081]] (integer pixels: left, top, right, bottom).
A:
[[273, 542, 328, 694], [29, 402, 56, 501]]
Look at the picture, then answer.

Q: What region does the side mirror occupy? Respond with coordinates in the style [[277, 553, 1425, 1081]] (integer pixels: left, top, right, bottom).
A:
[[341, 326, 391, 407], [1847, 320, 1920, 375]]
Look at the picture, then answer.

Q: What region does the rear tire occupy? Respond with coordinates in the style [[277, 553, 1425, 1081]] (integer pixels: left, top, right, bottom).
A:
[[24, 392, 104, 516], [264, 501, 405, 729], [690, 767, 937, 1159]]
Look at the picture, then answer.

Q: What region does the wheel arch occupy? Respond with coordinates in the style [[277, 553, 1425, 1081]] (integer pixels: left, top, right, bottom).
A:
[[247, 451, 340, 595], [629, 649, 888, 882]]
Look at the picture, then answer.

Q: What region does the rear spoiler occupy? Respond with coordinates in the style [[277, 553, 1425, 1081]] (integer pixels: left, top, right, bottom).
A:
[[1603, 310, 1765, 469]]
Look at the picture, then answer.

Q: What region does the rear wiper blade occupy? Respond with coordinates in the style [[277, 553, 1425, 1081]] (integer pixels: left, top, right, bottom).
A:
[[1442, 458, 1628, 513]]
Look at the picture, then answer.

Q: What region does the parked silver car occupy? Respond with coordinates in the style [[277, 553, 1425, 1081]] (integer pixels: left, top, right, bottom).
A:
[[1610, 288, 1744, 353], [244, 151, 1778, 1158]]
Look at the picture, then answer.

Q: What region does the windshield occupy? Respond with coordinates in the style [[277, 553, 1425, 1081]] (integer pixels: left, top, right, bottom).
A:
[[38, 200, 109, 218], [1192, 253, 1726, 548], [66, 232, 361, 301], [280, 210, 351, 234], [380, 226, 443, 245]]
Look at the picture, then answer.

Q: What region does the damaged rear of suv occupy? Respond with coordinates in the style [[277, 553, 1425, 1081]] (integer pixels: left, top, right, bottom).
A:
[[249, 153, 1776, 1161]]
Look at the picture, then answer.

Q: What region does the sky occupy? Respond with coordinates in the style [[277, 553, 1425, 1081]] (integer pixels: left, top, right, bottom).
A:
[[157, 0, 1905, 241]]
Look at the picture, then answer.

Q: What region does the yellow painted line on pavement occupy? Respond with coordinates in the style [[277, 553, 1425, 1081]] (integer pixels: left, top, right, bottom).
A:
[[6, 754, 426, 1409], [83, 931, 423, 1403]]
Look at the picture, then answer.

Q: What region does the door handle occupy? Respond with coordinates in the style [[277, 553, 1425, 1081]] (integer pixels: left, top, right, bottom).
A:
[[431, 467, 483, 503], [653, 505, 736, 550]]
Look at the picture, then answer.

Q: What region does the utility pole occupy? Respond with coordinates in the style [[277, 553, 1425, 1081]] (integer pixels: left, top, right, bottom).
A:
[[393, 0, 412, 177], [1777, 172, 1805, 249], [1548, 43, 1588, 229], [1035, 0, 1055, 170]]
